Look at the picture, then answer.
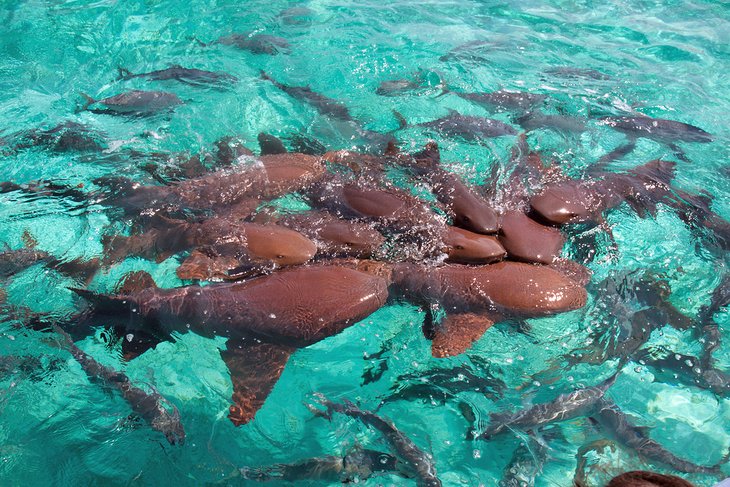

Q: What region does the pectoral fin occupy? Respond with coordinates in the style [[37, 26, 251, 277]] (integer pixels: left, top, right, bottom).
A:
[[176, 248, 240, 281], [431, 313, 495, 358], [119, 327, 165, 361], [221, 341, 295, 426]]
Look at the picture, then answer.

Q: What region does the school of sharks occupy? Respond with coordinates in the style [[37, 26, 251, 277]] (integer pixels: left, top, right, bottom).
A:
[[0, 5, 729, 487]]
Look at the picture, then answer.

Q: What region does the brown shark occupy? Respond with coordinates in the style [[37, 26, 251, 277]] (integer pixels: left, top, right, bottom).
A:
[[498, 210, 565, 264], [266, 210, 386, 259], [443, 226, 505, 264], [393, 141, 500, 234], [303, 176, 447, 261], [102, 217, 317, 273], [390, 262, 587, 357], [72, 265, 388, 426], [529, 159, 677, 225], [107, 152, 325, 215]]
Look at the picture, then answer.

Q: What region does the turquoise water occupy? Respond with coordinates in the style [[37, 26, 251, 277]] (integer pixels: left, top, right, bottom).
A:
[[0, 0, 729, 485]]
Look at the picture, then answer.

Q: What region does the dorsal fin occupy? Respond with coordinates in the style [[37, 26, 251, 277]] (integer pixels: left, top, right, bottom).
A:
[[258, 133, 288, 155], [114, 270, 157, 295], [21, 230, 38, 249], [412, 141, 440, 167], [430, 312, 495, 358], [384, 140, 400, 156]]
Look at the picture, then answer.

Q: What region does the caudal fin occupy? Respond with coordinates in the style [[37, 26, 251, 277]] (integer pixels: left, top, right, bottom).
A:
[[392, 110, 408, 130], [435, 84, 450, 98], [114, 270, 157, 295], [257, 132, 288, 155], [49, 257, 101, 286], [117, 67, 134, 80], [79, 93, 95, 111], [630, 158, 677, 185], [70, 287, 130, 314], [188, 36, 210, 47]]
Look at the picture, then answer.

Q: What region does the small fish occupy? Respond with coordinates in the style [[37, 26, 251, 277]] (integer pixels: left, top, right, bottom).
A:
[[5, 121, 105, 153], [376, 70, 446, 97], [544, 67, 611, 81], [51, 324, 185, 445], [240, 446, 405, 483], [216, 33, 290, 55], [635, 348, 730, 397], [381, 360, 507, 408], [565, 271, 692, 367], [401, 109, 516, 141], [0, 355, 63, 382], [455, 90, 547, 113], [277, 7, 314, 26], [80, 90, 182, 116], [261, 70, 353, 122], [0, 247, 51, 279], [592, 398, 729, 475], [515, 111, 587, 133], [480, 371, 619, 439], [439, 40, 495, 63], [697, 274, 730, 367], [599, 115, 712, 163], [310, 395, 442, 487], [117, 65, 238, 87], [499, 431, 552, 487], [600, 116, 712, 143]]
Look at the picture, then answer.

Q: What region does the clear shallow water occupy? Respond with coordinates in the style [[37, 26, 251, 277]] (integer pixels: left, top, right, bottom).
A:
[[0, 0, 728, 486]]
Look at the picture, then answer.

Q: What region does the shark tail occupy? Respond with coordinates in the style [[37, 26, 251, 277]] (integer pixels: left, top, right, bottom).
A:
[[435, 84, 450, 98], [631, 158, 677, 185], [117, 67, 134, 80], [101, 234, 134, 264], [48, 257, 101, 286], [710, 446, 730, 477], [92, 175, 136, 195], [79, 93, 95, 112], [392, 110, 408, 130], [70, 287, 131, 315], [188, 36, 210, 47], [601, 366, 622, 391]]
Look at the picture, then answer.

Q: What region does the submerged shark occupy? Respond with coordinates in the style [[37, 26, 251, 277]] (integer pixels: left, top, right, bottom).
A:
[[70, 265, 388, 426], [51, 324, 185, 445], [309, 395, 442, 487], [591, 398, 729, 476], [480, 371, 618, 439]]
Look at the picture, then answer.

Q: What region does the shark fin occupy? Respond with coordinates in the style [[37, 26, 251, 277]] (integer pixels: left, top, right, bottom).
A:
[[221, 341, 295, 426], [258, 133, 288, 155], [118, 327, 165, 361], [176, 248, 240, 281], [70, 288, 129, 315], [79, 93, 95, 111], [115, 270, 157, 294], [50, 257, 101, 286], [117, 67, 134, 80], [431, 313, 495, 358], [392, 110, 408, 130]]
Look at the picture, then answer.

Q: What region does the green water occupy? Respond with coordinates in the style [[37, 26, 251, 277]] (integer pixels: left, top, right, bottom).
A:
[[0, 0, 729, 485]]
